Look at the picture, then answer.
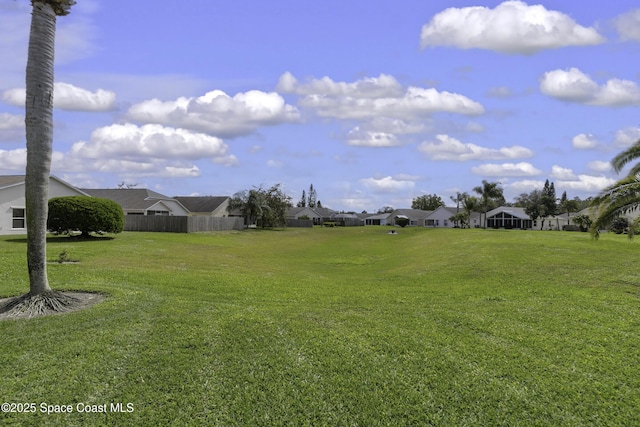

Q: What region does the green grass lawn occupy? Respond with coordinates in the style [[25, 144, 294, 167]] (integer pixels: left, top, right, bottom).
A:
[[1, 227, 639, 426]]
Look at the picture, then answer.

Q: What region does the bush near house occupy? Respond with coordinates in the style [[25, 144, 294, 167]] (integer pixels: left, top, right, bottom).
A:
[[48, 196, 124, 237], [395, 216, 410, 227], [609, 217, 629, 234]]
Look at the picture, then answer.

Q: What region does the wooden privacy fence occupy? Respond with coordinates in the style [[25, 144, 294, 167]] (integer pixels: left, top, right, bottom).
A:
[[125, 216, 244, 233], [285, 219, 313, 228]]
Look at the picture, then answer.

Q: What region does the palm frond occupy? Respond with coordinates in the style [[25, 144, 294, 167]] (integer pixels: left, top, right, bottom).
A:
[[610, 139, 640, 173], [590, 176, 640, 238]]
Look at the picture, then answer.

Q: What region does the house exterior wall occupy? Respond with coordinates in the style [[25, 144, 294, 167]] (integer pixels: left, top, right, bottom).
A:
[[425, 207, 457, 228], [147, 200, 190, 216], [211, 198, 230, 217], [0, 178, 86, 235]]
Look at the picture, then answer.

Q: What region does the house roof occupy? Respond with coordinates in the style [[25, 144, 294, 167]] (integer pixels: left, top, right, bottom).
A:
[[81, 188, 178, 210], [486, 206, 531, 220], [391, 209, 432, 220], [0, 175, 27, 189], [173, 196, 228, 213], [0, 175, 89, 195], [362, 213, 391, 220]]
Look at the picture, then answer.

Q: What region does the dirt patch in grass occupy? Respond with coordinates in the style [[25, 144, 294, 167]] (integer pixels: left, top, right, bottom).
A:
[[0, 291, 106, 321]]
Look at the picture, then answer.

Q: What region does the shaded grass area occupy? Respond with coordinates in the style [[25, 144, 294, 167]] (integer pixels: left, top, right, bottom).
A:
[[0, 227, 639, 425]]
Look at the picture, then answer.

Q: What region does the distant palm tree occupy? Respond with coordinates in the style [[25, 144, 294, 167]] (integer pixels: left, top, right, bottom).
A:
[[450, 191, 464, 227], [25, 0, 75, 296], [590, 139, 640, 238], [461, 194, 478, 229], [473, 180, 503, 229]]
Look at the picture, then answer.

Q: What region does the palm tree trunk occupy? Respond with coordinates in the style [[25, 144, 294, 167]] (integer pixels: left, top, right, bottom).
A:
[[25, 2, 58, 295]]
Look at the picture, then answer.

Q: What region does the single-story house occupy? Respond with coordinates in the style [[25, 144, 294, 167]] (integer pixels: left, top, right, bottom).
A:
[[361, 212, 391, 226], [485, 206, 533, 229], [286, 206, 337, 225], [173, 196, 233, 217], [0, 175, 88, 235], [332, 213, 364, 226], [485, 206, 576, 230], [388, 209, 431, 226], [81, 188, 190, 216]]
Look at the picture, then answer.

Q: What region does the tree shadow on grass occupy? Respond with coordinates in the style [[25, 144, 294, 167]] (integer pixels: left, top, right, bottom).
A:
[[5, 235, 115, 244]]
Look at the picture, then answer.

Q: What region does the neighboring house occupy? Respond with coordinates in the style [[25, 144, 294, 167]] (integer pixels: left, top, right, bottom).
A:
[[361, 212, 391, 226], [332, 213, 364, 226], [286, 206, 337, 225], [484, 206, 572, 230], [287, 207, 323, 224], [81, 188, 190, 216], [173, 196, 232, 217], [0, 175, 88, 236], [388, 209, 431, 226], [424, 206, 458, 228], [485, 206, 533, 229]]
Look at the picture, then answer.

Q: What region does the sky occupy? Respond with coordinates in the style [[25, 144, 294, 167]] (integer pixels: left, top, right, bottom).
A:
[[1, 0, 640, 213]]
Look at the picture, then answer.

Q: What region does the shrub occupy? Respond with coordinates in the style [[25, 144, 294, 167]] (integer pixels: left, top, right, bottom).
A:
[[609, 217, 630, 234], [48, 196, 124, 237], [395, 216, 410, 228]]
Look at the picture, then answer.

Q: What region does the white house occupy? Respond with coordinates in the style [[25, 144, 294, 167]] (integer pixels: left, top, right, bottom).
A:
[[0, 175, 88, 236]]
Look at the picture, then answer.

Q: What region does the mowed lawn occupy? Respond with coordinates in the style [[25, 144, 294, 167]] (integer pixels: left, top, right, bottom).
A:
[[0, 227, 639, 426]]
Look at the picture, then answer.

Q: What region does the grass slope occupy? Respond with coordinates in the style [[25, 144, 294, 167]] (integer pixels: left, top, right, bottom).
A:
[[0, 227, 639, 426]]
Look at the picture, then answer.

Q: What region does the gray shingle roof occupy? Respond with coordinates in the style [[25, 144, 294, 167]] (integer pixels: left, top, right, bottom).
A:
[[0, 175, 26, 189], [81, 188, 174, 210], [173, 196, 228, 213]]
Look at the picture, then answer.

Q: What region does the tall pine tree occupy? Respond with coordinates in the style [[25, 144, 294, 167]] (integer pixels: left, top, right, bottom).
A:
[[307, 184, 317, 208]]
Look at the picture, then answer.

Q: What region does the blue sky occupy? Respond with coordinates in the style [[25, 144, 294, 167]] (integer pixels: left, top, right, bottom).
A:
[[1, 0, 640, 212]]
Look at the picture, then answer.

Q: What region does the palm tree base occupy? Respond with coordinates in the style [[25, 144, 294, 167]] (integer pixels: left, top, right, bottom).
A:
[[0, 291, 104, 320]]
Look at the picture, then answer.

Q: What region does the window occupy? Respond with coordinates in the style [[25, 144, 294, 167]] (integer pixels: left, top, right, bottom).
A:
[[12, 208, 25, 229], [147, 210, 169, 216]]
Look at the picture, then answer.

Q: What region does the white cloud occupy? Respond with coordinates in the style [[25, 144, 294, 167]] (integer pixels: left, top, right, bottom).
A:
[[360, 176, 415, 193], [80, 158, 203, 178], [471, 162, 541, 176], [0, 112, 22, 130], [572, 133, 598, 150], [420, 1, 604, 55], [164, 165, 201, 177], [557, 175, 616, 192], [0, 113, 23, 142], [613, 9, 640, 42], [614, 127, 640, 147], [71, 123, 236, 166], [346, 128, 400, 147], [0, 147, 27, 170], [550, 165, 577, 180], [418, 134, 533, 161], [506, 179, 546, 194], [3, 82, 117, 112], [0, 147, 63, 172], [540, 68, 640, 106], [277, 71, 404, 98], [278, 72, 484, 120], [127, 89, 300, 138], [588, 161, 611, 173]]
